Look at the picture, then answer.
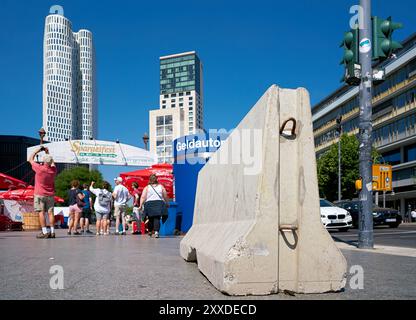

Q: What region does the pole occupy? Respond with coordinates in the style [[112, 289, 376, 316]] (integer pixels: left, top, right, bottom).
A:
[[383, 191, 386, 208], [338, 136, 342, 202], [358, 0, 374, 249]]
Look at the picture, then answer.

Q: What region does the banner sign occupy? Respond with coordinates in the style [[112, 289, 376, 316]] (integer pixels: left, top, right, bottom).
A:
[[173, 132, 229, 164], [27, 140, 157, 167]]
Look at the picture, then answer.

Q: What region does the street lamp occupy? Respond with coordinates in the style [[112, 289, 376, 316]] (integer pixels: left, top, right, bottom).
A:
[[336, 115, 342, 202], [142, 133, 149, 151], [38, 128, 46, 145]]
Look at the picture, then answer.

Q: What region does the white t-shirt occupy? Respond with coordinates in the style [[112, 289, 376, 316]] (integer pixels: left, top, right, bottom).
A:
[[90, 186, 112, 214], [146, 184, 164, 202], [113, 184, 130, 206]]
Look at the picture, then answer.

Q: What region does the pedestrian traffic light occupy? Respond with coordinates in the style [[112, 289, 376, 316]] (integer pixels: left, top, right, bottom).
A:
[[340, 28, 361, 86], [372, 16, 403, 61], [336, 115, 342, 134]]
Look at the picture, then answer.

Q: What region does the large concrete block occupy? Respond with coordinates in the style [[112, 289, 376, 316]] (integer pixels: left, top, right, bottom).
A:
[[180, 85, 347, 296]]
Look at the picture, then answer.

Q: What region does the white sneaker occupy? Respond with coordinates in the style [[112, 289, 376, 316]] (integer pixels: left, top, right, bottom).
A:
[[155, 231, 159, 238]]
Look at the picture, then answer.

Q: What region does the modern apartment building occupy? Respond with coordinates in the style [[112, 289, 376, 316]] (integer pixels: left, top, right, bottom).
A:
[[43, 10, 97, 142], [312, 33, 416, 216], [149, 51, 204, 163]]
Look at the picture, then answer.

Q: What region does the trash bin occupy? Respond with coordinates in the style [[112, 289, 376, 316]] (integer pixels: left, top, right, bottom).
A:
[[160, 202, 181, 236]]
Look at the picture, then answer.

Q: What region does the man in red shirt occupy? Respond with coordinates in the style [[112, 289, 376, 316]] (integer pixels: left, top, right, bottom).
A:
[[28, 147, 57, 239]]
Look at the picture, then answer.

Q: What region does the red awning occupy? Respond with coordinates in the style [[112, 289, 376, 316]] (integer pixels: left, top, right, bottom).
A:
[[0, 173, 28, 190], [0, 186, 64, 203], [119, 164, 174, 198]]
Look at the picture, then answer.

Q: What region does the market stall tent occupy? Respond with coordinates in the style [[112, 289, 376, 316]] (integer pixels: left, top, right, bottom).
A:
[[0, 173, 28, 190], [119, 164, 174, 199]]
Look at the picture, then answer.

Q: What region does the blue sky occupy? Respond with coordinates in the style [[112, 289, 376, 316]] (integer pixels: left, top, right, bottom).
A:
[[1, 0, 415, 183]]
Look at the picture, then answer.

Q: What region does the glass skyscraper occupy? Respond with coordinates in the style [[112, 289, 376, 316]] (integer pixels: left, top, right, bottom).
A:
[[160, 53, 202, 96]]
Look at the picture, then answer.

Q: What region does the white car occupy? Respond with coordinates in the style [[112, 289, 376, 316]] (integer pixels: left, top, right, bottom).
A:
[[320, 199, 353, 231]]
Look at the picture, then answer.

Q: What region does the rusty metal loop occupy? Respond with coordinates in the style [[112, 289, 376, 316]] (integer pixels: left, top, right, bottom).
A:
[[279, 117, 297, 136]]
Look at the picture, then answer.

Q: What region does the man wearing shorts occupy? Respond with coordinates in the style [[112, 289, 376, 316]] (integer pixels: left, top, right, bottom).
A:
[[28, 146, 57, 239], [112, 177, 130, 235]]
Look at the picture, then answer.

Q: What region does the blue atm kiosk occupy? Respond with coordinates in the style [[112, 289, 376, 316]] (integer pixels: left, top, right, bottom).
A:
[[173, 132, 228, 232]]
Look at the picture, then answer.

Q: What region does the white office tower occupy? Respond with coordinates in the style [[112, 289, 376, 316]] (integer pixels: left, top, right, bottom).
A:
[[149, 51, 204, 163], [42, 11, 97, 142]]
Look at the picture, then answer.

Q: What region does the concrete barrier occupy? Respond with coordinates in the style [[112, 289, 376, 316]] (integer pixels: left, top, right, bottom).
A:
[[180, 85, 347, 296]]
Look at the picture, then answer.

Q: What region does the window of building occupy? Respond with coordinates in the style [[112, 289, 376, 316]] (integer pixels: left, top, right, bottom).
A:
[[179, 103, 183, 107], [165, 115, 173, 125], [171, 93, 176, 97], [186, 92, 191, 95], [404, 144, 416, 162], [382, 149, 401, 165], [172, 104, 176, 108]]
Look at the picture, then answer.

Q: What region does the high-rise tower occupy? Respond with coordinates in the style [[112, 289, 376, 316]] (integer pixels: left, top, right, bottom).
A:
[[149, 51, 204, 163], [42, 10, 97, 142]]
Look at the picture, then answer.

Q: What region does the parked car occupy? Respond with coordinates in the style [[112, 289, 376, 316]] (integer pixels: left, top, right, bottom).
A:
[[336, 200, 402, 228], [335, 200, 360, 227], [320, 199, 353, 232]]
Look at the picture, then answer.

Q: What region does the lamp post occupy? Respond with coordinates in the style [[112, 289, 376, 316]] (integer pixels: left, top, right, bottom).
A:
[[142, 133, 149, 151], [38, 128, 46, 145], [37, 128, 47, 163], [336, 116, 342, 202]]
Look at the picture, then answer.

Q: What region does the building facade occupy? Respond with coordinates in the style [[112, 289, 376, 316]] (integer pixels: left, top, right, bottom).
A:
[[312, 33, 416, 216], [0, 136, 40, 185], [149, 51, 204, 163], [43, 11, 97, 142]]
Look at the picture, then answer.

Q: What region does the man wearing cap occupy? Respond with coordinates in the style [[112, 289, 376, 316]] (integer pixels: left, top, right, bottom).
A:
[[28, 147, 57, 239], [112, 177, 131, 235]]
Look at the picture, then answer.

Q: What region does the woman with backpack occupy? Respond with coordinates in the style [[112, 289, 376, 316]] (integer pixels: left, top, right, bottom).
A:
[[139, 174, 169, 238], [90, 181, 112, 236]]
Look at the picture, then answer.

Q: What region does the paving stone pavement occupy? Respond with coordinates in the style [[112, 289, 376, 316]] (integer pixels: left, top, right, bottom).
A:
[[0, 229, 415, 300]]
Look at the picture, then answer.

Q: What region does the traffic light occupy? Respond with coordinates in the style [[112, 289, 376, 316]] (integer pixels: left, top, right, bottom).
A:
[[336, 115, 342, 134], [372, 16, 403, 61], [340, 28, 361, 86]]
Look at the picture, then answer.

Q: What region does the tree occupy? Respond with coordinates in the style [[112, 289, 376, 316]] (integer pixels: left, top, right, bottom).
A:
[[317, 134, 380, 202], [55, 166, 107, 204]]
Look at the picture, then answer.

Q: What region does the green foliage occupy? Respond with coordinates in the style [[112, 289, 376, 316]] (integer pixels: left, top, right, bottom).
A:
[[317, 134, 380, 201], [55, 166, 109, 204]]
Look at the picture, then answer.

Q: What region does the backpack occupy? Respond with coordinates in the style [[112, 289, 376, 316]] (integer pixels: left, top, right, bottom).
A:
[[98, 191, 112, 207]]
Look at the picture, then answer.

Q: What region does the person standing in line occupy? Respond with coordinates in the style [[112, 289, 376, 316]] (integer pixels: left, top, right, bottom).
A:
[[28, 147, 57, 239], [80, 183, 93, 234], [139, 174, 169, 238], [68, 180, 85, 235], [90, 181, 112, 235], [112, 177, 131, 235], [132, 182, 142, 233]]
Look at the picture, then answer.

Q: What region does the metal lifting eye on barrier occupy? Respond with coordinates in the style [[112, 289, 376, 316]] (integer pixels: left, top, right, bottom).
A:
[[279, 224, 298, 232], [280, 118, 297, 137]]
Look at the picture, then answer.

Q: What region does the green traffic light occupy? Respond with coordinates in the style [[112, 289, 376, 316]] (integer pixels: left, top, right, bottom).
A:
[[344, 32, 354, 47], [372, 16, 403, 60]]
